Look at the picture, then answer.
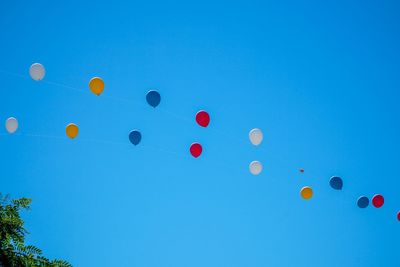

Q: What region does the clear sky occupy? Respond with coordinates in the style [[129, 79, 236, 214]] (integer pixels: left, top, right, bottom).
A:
[[1, 1, 400, 266]]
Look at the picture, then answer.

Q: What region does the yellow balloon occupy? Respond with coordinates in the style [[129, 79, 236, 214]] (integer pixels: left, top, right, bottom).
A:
[[89, 77, 104, 96], [66, 123, 79, 139], [300, 186, 313, 200]]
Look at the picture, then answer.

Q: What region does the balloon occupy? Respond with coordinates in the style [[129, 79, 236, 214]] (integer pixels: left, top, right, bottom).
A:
[[196, 110, 210, 127], [300, 186, 313, 200], [146, 90, 161, 108], [397, 211, 400, 222], [299, 169, 305, 173], [29, 63, 45, 81], [89, 77, 104, 96], [357, 196, 369, 208], [249, 161, 262, 175], [372, 194, 384, 208], [129, 130, 142, 146], [66, 123, 79, 139], [249, 128, 263, 146], [5, 117, 18, 134], [190, 143, 202, 158], [329, 176, 343, 190]]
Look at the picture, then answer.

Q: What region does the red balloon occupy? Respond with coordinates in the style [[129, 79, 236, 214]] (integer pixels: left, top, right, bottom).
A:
[[196, 110, 210, 127], [372, 194, 384, 208], [397, 211, 400, 221], [190, 143, 202, 158]]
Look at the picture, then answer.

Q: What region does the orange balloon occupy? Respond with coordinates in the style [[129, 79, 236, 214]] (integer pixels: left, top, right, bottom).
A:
[[66, 123, 79, 139], [89, 77, 104, 96], [300, 186, 313, 200]]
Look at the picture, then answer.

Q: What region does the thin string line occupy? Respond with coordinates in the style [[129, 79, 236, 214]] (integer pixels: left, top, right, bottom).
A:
[[140, 144, 181, 157], [20, 133, 66, 140], [0, 69, 187, 118], [0, 69, 30, 80], [2, 131, 182, 157], [42, 80, 86, 94]]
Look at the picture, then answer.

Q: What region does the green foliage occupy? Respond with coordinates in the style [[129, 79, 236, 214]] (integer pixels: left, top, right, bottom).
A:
[[0, 194, 72, 267]]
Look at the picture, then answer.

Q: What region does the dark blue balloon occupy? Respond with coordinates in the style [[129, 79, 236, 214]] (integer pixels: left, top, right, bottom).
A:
[[146, 90, 161, 108], [357, 196, 369, 208], [129, 130, 142, 146], [329, 176, 343, 190]]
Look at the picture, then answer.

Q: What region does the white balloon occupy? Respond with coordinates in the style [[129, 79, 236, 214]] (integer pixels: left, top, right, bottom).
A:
[[5, 117, 18, 134], [249, 128, 263, 146], [249, 161, 262, 175], [29, 63, 45, 81]]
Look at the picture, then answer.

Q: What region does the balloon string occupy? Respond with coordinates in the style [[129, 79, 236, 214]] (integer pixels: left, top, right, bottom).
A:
[[210, 127, 249, 146], [157, 106, 192, 124], [0, 69, 30, 80], [140, 144, 181, 157], [41, 80, 86, 94], [0, 69, 191, 120], [43, 78, 150, 112], [19, 133, 66, 140], [2, 132, 181, 157]]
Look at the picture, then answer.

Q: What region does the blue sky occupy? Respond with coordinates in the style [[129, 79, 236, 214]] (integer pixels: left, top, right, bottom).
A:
[[1, 1, 400, 266]]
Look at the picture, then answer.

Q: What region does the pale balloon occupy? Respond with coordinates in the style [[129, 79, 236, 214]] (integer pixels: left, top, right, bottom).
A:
[[5, 117, 18, 134], [29, 63, 45, 81], [249, 161, 262, 175], [249, 128, 263, 146]]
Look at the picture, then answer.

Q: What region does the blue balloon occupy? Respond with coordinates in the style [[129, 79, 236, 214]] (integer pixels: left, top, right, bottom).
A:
[[329, 176, 343, 190], [357, 196, 369, 208], [129, 130, 142, 146], [146, 90, 161, 108]]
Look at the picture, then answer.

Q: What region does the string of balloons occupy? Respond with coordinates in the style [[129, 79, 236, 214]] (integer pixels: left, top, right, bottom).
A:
[[4, 63, 241, 161], [2, 63, 248, 147], [4, 63, 241, 163], [2, 63, 400, 222], [3, 63, 191, 157]]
